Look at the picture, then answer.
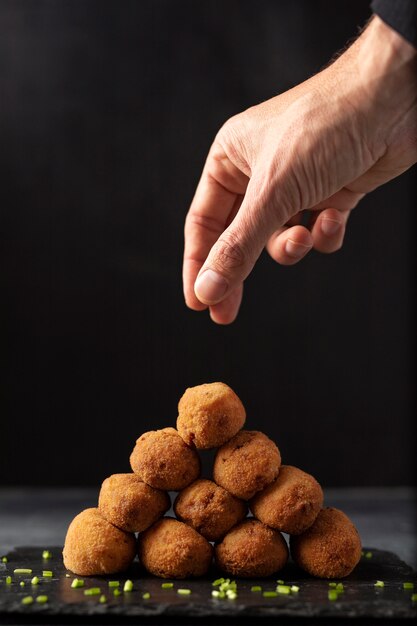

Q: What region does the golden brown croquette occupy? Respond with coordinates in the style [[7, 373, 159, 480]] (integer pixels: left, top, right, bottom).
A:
[[215, 519, 288, 577], [177, 382, 246, 449], [138, 517, 213, 578], [98, 473, 170, 533], [130, 427, 200, 490], [174, 479, 247, 541], [213, 430, 281, 500], [63, 508, 136, 576], [250, 465, 323, 534], [290, 507, 362, 578]]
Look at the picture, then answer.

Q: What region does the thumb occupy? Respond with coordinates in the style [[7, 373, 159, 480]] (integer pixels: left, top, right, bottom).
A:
[[194, 177, 281, 305]]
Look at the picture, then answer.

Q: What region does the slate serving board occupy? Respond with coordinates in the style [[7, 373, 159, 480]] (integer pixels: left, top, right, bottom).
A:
[[0, 546, 416, 622]]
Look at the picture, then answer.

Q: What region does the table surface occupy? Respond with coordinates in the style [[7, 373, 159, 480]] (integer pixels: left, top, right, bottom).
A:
[[0, 486, 416, 625]]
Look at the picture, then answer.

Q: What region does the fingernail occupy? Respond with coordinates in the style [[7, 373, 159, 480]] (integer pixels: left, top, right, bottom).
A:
[[195, 269, 228, 304], [285, 239, 312, 259], [321, 218, 341, 237]]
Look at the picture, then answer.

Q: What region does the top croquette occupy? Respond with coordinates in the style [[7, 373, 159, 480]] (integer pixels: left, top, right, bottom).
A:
[[213, 430, 281, 499], [177, 382, 246, 449], [130, 427, 200, 490]]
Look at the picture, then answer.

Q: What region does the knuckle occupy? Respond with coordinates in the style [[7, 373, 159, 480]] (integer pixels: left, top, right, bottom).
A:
[[214, 233, 246, 272]]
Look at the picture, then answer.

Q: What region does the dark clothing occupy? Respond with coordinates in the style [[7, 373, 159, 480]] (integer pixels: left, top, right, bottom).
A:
[[372, 0, 417, 47]]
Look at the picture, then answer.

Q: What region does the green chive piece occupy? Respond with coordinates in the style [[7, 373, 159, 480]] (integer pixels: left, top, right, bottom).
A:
[[21, 596, 33, 605], [328, 590, 339, 601], [6, 576, 12, 584], [403, 582, 414, 590], [42, 550, 52, 560], [177, 588, 191, 595], [263, 591, 278, 598], [42, 571, 53, 577], [374, 580, 384, 588], [20, 581, 25, 587], [291, 585, 300, 593], [113, 588, 121, 597], [226, 590, 237, 599], [99, 595, 107, 603], [108, 581, 119, 587], [212, 590, 220, 597], [31, 576, 39, 585], [277, 585, 291, 595], [65, 573, 71, 577], [1, 557, 7, 563], [142, 592, 150, 599], [123, 580, 133, 592], [71, 578, 84, 588], [329, 582, 337, 587], [251, 586, 262, 592], [365, 551, 372, 559], [277, 579, 285, 584], [84, 587, 101, 596], [336, 583, 344, 591], [161, 582, 174, 589], [212, 578, 224, 586], [14, 569, 32, 574], [411, 594, 417, 602], [36, 595, 48, 604]]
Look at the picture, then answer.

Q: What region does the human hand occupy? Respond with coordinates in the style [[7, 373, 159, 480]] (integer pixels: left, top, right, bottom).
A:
[[183, 16, 417, 324]]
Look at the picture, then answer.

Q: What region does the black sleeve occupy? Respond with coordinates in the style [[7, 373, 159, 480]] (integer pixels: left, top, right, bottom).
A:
[[371, 0, 417, 48]]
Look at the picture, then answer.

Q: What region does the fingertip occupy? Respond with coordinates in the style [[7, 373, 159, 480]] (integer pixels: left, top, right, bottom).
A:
[[267, 225, 313, 265], [208, 286, 243, 325], [312, 208, 348, 254]]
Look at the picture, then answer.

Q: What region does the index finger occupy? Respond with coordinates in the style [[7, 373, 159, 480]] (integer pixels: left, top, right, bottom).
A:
[[183, 142, 249, 310]]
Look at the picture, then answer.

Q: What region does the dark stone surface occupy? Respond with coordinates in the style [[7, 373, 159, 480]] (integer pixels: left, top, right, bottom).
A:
[[0, 546, 416, 624]]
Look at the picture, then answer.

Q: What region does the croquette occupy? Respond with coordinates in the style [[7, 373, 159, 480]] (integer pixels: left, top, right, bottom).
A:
[[213, 430, 281, 500], [250, 465, 323, 534], [98, 473, 170, 533], [130, 427, 200, 490], [177, 382, 246, 449], [215, 519, 288, 577], [63, 508, 136, 576], [138, 517, 213, 578], [290, 507, 362, 578], [174, 479, 247, 541]]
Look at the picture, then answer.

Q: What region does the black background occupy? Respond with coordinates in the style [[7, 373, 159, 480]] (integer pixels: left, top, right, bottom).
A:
[[0, 0, 415, 487]]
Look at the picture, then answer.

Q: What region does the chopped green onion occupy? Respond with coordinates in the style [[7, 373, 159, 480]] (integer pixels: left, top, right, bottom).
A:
[[161, 582, 174, 589], [42, 571, 53, 577], [177, 588, 191, 595], [6, 576, 12, 584], [99, 595, 107, 603], [212, 578, 224, 586], [142, 592, 150, 599], [403, 582, 414, 590], [21, 596, 33, 605], [123, 580, 133, 592], [71, 578, 84, 588], [14, 569, 32, 574], [329, 582, 337, 587], [374, 581, 384, 588], [1, 557, 7, 563], [84, 587, 101, 596], [411, 594, 417, 602], [65, 573, 71, 577], [336, 583, 344, 592], [277, 579, 285, 584], [20, 581, 25, 587], [31, 576, 39, 585], [108, 581, 119, 587], [212, 590, 220, 597], [277, 585, 291, 595], [36, 595, 48, 604], [291, 585, 300, 593], [263, 591, 278, 598], [365, 551, 372, 559], [328, 590, 339, 601], [113, 588, 122, 597], [251, 586, 262, 592], [226, 590, 237, 599], [42, 550, 52, 560]]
